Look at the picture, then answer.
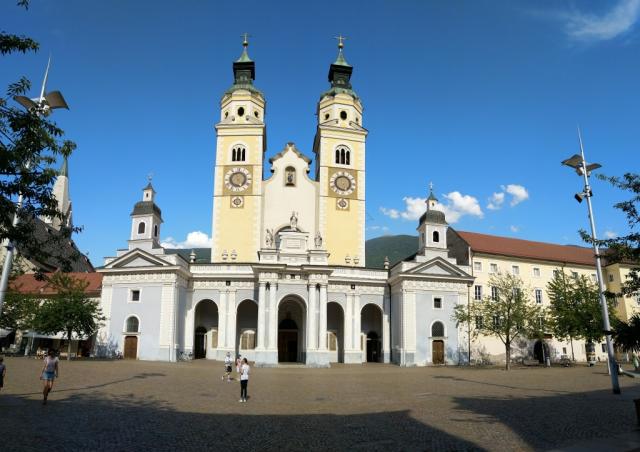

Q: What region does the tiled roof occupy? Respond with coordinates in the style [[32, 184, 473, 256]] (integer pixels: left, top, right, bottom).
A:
[[456, 231, 596, 266], [9, 272, 103, 296]]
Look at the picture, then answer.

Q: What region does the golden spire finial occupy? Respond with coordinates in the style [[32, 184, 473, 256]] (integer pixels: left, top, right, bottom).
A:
[[335, 34, 346, 50], [242, 32, 250, 48]]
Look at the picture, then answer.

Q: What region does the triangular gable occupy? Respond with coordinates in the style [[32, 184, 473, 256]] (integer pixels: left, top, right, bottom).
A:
[[104, 248, 171, 269], [404, 257, 472, 279]]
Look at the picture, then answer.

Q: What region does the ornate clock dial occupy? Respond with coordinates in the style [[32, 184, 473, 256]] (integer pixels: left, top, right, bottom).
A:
[[224, 167, 252, 192], [330, 171, 356, 196]]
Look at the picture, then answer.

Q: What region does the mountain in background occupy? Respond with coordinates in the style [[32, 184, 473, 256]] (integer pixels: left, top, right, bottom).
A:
[[165, 234, 420, 269], [365, 234, 418, 269]]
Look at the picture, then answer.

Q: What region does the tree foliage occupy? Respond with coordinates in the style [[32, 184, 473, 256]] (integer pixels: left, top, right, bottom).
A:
[[0, 288, 39, 331], [613, 314, 640, 353], [1, 0, 80, 273], [547, 270, 617, 359], [454, 272, 545, 370], [34, 273, 104, 360]]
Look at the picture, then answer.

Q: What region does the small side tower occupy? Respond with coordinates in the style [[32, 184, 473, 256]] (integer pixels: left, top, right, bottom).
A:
[[417, 184, 449, 259], [128, 182, 163, 253], [43, 156, 73, 231]]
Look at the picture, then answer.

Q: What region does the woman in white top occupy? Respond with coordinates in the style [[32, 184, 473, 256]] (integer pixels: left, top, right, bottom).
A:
[[239, 358, 250, 403], [40, 349, 59, 405]]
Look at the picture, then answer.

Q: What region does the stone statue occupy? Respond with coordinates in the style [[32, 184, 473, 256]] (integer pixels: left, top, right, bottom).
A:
[[314, 231, 323, 248], [265, 229, 274, 248], [290, 211, 298, 230]]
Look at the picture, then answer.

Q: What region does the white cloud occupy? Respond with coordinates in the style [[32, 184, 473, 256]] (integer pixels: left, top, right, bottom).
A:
[[367, 225, 391, 234], [502, 184, 529, 207], [487, 192, 505, 210], [565, 0, 640, 42], [604, 230, 618, 239], [380, 191, 483, 224], [161, 230, 211, 249], [510, 225, 520, 233]]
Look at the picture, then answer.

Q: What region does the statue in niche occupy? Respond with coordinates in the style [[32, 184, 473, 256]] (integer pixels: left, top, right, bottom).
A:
[[290, 211, 298, 230], [265, 229, 274, 248], [314, 231, 323, 248], [285, 167, 296, 186]]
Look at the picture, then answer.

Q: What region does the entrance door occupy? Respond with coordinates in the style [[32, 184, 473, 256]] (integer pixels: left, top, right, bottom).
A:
[[432, 340, 444, 364], [124, 336, 138, 359], [278, 331, 298, 362], [366, 331, 381, 362], [194, 327, 207, 359]]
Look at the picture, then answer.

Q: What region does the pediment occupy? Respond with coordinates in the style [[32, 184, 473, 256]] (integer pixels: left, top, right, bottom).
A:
[[404, 257, 472, 279], [104, 249, 171, 269]]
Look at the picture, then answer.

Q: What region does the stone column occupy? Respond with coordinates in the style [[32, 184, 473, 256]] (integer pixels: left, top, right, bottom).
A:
[[318, 284, 328, 351], [257, 282, 267, 349], [344, 293, 353, 351], [216, 290, 227, 359], [268, 283, 278, 350], [353, 293, 362, 361], [383, 294, 391, 363], [307, 282, 317, 350], [226, 290, 237, 354]]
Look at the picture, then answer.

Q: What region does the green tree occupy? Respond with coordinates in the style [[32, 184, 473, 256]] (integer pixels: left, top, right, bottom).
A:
[[34, 273, 104, 360], [613, 314, 640, 354], [0, 289, 39, 332], [454, 272, 545, 370], [1, 0, 79, 276], [546, 270, 616, 360]]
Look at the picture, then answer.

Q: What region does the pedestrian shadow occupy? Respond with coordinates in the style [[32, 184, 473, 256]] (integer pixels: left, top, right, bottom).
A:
[[10, 372, 166, 396], [1, 392, 487, 451]]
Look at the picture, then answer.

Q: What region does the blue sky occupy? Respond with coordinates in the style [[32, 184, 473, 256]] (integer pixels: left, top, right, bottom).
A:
[[3, 0, 639, 264]]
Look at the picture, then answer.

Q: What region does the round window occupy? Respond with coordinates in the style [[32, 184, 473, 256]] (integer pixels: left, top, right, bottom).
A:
[[254, 111, 259, 118], [324, 113, 330, 120], [340, 111, 347, 120], [224, 111, 228, 118], [237, 107, 245, 117]]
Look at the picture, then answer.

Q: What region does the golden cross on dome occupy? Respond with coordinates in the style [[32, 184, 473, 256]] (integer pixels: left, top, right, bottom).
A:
[[429, 181, 434, 192], [147, 172, 154, 184], [334, 34, 347, 49], [241, 33, 250, 47]]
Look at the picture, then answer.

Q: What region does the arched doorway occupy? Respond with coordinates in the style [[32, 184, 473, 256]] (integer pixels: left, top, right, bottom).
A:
[[236, 300, 258, 359], [432, 321, 445, 364], [327, 302, 344, 363], [194, 327, 207, 359], [361, 304, 383, 363], [534, 340, 550, 363], [278, 297, 306, 363], [194, 300, 218, 359], [366, 331, 381, 363]]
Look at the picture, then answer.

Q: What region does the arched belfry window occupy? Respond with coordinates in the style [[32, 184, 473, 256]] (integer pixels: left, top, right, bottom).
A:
[[138, 222, 146, 234], [126, 316, 139, 333], [432, 321, 444, 337], [433, 231, 440, 243], [336, 146, 351, 165], [285, 166, 296, 186], [232, 146, 246, 162]]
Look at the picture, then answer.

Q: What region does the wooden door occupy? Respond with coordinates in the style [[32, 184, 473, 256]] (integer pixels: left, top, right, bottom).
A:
[[124, 336, 138, 359], [432, 340, 444, 364], [278, 331, 298, 362]]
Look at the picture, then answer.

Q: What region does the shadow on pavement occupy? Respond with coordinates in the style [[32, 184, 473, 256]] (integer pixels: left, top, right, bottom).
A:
[[1, 392, 486, 451]]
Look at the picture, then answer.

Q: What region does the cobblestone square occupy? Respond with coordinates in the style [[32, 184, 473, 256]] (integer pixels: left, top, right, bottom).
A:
[[1, 357, 639, 451]]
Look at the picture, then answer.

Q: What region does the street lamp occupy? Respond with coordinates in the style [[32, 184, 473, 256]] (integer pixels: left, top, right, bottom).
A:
[[0, 57, 69, 320], [561, 128, 620, 395]]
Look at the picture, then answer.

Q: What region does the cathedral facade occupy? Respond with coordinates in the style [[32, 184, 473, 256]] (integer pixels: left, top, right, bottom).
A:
[[96, 41, 473, 366]]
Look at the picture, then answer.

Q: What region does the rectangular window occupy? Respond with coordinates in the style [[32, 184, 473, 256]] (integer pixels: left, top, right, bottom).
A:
[[434, 297, 442, 309], [491, 286, 498, 301], [591, 274, 597, 282], [635, 292, 640, 306], [474, 285, 482, 301], [609, 274, 614, 282], [512, 265, 519, 275], [473, 261, 482, 272], [571, 271, 578, 279], [493, 316, 501, 327], [533, 267, 541, 277], [553, 269, 560, 278], [562, 347, 567, 355], [512, 287, 521, 299], [535, 289, 543, 304], [601, 343, 606, 353], [130, 290, 140, 302], [327, 332, 337, 351], [475, 316, 483, 329], [490, 263, 498, 273], [211, 329, 218, 348]]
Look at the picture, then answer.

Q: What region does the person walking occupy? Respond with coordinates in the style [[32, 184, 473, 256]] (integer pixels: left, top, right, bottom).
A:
[[223, 352, 233, 382], [239, 357, 250, 403], [40, 349, 59, 405], [0, 356, 6, 393]]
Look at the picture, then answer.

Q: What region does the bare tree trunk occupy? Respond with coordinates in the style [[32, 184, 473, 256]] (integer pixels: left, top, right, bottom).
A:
[[505, 341, 511, 370], [67, 330, 72, 361], [570, 336, 575, 361]]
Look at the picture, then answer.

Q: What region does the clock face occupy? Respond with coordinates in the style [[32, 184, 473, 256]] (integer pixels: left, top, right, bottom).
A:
[[330, 171, 356, 196], [224, 167, 252, 192]]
